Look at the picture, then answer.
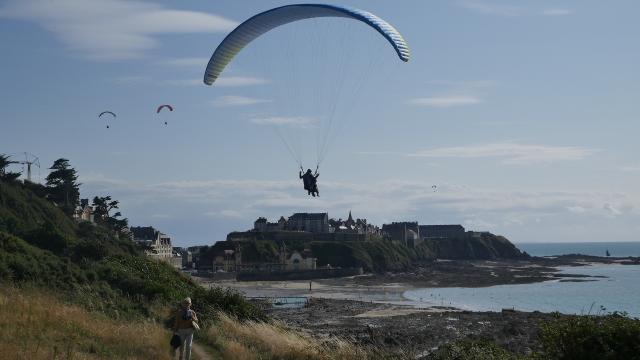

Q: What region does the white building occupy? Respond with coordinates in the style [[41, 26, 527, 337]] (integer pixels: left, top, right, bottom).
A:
[[130, 226, 175, 263]]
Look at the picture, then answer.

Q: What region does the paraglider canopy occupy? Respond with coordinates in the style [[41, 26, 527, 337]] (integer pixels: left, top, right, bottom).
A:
[[156, 104, 174, 113], [156, 105, 173, 125], [98, 111, 116, 118], [98, 111, 116, 128], [204, 3, 410, 85]]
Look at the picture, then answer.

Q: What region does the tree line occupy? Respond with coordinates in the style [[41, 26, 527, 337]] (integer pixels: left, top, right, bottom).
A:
[[1, 154, 128, 236]]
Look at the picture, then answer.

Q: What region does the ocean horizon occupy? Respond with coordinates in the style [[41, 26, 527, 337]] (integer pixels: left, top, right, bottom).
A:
[[515, 241, 640, 257]]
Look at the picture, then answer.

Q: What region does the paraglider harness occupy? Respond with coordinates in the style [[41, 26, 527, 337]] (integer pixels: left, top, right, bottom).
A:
[[300, 166, 319, 197]]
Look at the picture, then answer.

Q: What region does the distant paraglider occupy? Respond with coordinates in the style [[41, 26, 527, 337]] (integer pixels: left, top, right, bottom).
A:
[[156, 104, 173, 125], [98, 111, 116, 128], [432, 185, 437, 192]]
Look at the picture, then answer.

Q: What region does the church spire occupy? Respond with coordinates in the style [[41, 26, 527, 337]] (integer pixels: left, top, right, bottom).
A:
[[347, 210, 354, 225]]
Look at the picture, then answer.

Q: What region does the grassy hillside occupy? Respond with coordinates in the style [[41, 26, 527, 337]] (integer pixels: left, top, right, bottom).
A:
[[0, 180, 264, 322], [310, 239, 434, 272], [422, 234, 528, 260], [213, 232, 525, 274], [0, 285, 172, 360]]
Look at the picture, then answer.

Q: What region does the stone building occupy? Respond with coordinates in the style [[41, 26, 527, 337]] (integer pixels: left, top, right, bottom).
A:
[[382, 222, 422, 248], [420, 225, 466, 239], [254, 216, 287, 232], [73, 199, 94, 223], [130, 226, 175, 262], [286, 249, 317, 271], [287, 213, 329, 233]]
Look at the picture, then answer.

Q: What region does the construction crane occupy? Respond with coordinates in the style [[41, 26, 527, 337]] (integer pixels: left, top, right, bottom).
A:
[[16, 152, 40, 182]]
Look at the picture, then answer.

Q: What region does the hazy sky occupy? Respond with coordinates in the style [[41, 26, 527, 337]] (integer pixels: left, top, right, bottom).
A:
[[2, 0, 639, 245]]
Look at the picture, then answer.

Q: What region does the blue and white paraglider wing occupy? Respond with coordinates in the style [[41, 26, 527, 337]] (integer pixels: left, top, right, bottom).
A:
[[204, 3, 410, 85]]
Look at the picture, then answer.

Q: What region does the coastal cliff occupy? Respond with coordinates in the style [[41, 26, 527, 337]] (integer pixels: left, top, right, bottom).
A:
[[216, 231, 528, 273], [421, 233, 529, 260]]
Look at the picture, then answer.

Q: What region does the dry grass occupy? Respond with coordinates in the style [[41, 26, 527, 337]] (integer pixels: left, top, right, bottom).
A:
[[205, 312, 369, 360], [0, 285, 172, 359]]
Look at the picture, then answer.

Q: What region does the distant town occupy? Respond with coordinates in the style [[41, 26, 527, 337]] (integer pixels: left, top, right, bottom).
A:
[[74, 200, 488, 277]]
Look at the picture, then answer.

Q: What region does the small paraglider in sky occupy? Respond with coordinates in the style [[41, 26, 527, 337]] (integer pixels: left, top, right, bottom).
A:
[[98, 111, 116, 129], [156, 104, 173, 125], [432, 185, 437, 192]]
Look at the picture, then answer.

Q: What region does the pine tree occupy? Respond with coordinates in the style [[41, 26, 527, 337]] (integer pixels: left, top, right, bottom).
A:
[[45, 158, 80, 215]]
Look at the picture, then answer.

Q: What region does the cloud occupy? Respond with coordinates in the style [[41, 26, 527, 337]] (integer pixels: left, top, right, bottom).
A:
[[0, 0, 237, 60], [250, 116, 317, 127], [426, 80, 497, 88], [204, 210, 244, 219], [216, 77, 269, 87], [158, 57, 209, 67], [212, 96, 271, 107], [110, 75, 151, 85], [620, 165, 640, 173], [165, 76, 268, 87], [541, 9, 574, 16], [567, 206, 586, 214], [80, 174, 640, 244], [603, 203, 622, 218], [408, 96, 483, 108], [407, 142, 596, 164], [461, 2, 573, 17], [163, 79, 203, 87], [460, 1, 522, 16]]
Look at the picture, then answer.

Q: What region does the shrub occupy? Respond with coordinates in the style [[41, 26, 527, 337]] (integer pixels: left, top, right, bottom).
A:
[[537, 313, 640, 360], [426, 339, 516, 360], [22, 222, 75, 253]]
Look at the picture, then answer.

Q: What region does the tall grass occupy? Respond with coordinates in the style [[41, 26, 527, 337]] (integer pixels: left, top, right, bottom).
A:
[[204, 312, 368, 360], [0, 285, 172, 359]]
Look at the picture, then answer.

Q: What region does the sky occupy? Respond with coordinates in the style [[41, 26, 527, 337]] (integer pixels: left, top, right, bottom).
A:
[[1, 0, 640, 246]]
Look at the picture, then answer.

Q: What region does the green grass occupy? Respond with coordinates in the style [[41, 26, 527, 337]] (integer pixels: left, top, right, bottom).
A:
[[0, 180, 265, 323]]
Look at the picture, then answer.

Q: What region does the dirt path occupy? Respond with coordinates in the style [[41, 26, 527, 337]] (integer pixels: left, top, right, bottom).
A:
[[191, 342, 216, 360]]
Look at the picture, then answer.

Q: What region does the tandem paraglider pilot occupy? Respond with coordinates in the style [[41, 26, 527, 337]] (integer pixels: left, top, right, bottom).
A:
[[299, 168, 320, 197], [171, 297, 199, 360]]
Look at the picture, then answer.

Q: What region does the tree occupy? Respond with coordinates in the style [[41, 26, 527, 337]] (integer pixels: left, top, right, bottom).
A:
[[0, 154, 21, 182], [92, 196, 119, 220], [45, 158, 80, 215], [92, 195, 129, 236]]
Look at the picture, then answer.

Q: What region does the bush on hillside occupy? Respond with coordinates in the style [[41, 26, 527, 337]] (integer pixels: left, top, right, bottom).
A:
[[426, 339, 516, 360], [0, 232, 86, 288], [22, 222, 75, 254], [537, 313, 640, 360]]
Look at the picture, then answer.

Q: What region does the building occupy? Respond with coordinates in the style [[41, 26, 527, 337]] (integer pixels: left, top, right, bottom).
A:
[[330, 211, 381, 235], [286, 249, 317, 271], [73, 199, 94, 223], [213, 249, 237, 272], [254, 216, 287, 232], [382, 222, 422, 248], [130, 226, 173, 261], [287, 213, 329, 233], [174, 247, 193, 269], [420, 225, 466, 239]]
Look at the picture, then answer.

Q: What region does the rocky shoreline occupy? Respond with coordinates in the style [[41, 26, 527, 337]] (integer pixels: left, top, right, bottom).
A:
[[198, 256, 639, 358], [266, 297, 560, 358]]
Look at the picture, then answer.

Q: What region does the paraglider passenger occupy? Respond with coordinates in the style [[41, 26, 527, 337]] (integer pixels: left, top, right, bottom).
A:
[[310, 171, 319, 197], [299, 168, 319, 197]]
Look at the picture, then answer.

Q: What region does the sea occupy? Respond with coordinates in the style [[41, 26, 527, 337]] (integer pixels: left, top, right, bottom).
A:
[[403, 242, 640, 317], [516, 241, 640, 257]]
